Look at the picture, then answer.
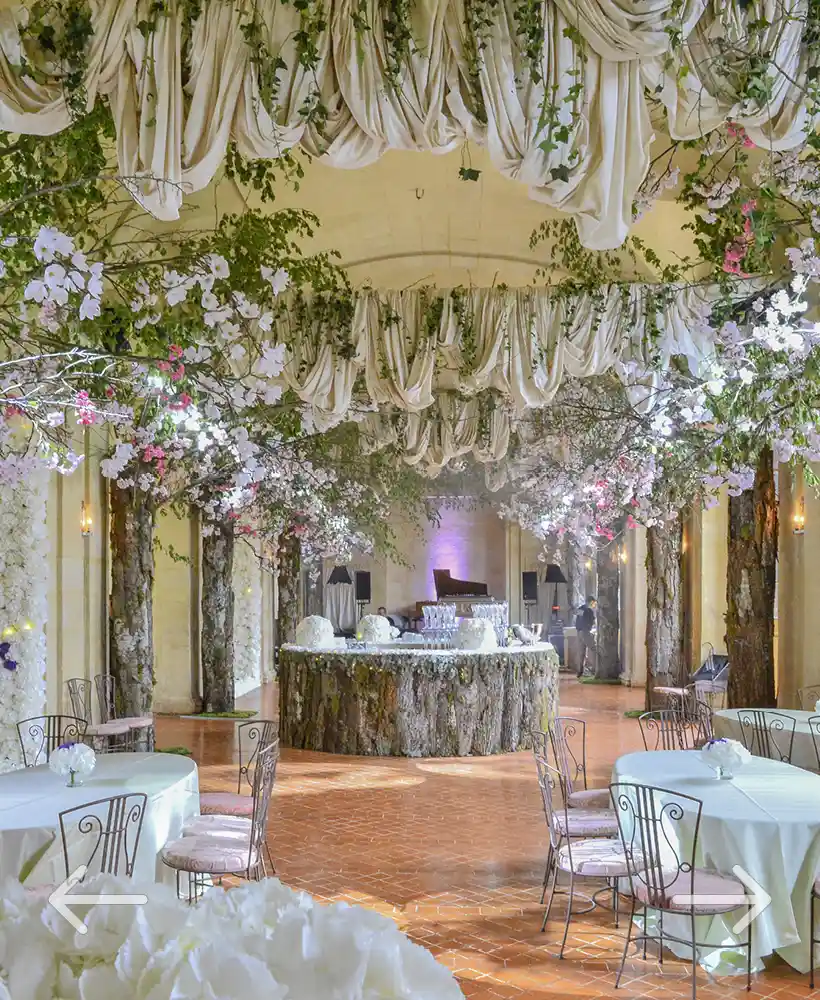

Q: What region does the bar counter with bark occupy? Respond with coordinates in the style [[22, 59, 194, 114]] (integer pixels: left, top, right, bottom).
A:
[[278, 643, 559, 757]]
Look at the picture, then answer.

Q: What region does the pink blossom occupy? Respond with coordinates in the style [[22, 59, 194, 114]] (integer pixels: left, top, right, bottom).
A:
[[170, 364, 185, 382], [626, 515, 637, 529], [142, 444, 166, 462], [157, 361, 172, 372], [168, 344, 183, 360], [741, 200, 757, 217]]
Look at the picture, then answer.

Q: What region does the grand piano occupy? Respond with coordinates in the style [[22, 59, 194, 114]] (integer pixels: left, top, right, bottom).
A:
[[415, 569, 493, 618]]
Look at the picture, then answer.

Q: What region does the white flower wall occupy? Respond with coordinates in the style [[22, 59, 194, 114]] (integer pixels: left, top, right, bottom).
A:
[[233, 539, 262, 697], [0, 466, 49, 770]]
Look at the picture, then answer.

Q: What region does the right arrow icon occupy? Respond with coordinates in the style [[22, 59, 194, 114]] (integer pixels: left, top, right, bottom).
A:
[[669, 864, 771, 933]]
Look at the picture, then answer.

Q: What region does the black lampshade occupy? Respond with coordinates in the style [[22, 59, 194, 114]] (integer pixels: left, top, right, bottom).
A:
[[544, 564, 567, 585], [327, 565, 352, 585]]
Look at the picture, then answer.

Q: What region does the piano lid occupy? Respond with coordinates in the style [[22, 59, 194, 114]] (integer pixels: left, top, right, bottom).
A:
[[433, 568, 489, 599]]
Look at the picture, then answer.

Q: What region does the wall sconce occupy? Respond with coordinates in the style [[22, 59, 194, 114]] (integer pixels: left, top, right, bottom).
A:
[[620, 547, 628, 564], [793, 497, 806, 535], [584, 559, 592, 570], [80, 501, 92, 537]]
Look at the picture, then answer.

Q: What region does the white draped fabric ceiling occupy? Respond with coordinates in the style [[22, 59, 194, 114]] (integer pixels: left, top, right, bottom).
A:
[[279, 282, 719, 438], [0, 0, 813, 248]]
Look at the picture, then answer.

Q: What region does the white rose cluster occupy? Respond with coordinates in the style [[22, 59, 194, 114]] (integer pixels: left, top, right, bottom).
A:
[[455, 618, 497, 651], [0, 874, 464, 1000], [358, 615, 392, 644], [294, 615, 336, 649]]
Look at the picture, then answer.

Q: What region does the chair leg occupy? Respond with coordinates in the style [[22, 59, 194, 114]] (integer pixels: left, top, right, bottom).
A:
[[540, 860, 559, 932], [746, 909, 752, 992], [540, 844, 554, 904], [613, 878, 619, 929], [264, 839, 276, 875], [812, 890, 816, 990], [658, 909, 664, 964], [559, 870, 575, 959], [690, 912, 698, 1000], [615, 897, 636, 988], [643, 906, 648, 960]]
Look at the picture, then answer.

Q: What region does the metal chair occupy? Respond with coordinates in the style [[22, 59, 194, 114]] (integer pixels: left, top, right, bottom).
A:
[[690, 700, 713, 747], [66, 677, 134, 753], [94, 673, 154, 750], [799, 685, 820, 711], [610, 781, 752, 997], [549, 718, 610, 809], [58, 793, 147, 880], [65, 678, 93, 721], [694, 679, 727, 713], [638, 710, 700, 751], [199, 720, 278, 815], [535, 752, 631, 956], [736, 709, 796, 763], [17, 715, 88, 766], [161, 742, 278, 901]]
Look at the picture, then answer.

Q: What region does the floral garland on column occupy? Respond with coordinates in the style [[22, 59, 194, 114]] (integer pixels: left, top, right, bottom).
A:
[[0, 462, 49, 771], [232, 539, 262, 697]]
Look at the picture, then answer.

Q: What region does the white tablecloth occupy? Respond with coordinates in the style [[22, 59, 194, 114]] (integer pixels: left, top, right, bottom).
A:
[[714, 709, 819, 771], [612, 750, 820, 973], [0, 752, 199, 887]]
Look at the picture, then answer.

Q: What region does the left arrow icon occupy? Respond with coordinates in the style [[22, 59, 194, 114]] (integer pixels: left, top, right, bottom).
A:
[[48, 865, 148, 934]]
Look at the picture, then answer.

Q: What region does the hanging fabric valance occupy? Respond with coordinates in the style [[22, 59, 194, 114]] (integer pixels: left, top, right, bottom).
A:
[[0, 0, 813, 249], [276, 282, 721, 430]]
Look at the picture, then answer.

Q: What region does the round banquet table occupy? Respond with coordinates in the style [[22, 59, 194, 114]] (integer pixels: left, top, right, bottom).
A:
[[0, 752, 199, 887], [612, 750, 820, 974], [714, 708, 819, 771]]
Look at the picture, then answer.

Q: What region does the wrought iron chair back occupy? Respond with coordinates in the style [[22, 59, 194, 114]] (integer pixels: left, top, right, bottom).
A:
[[533, 750, 565, 855], [736, 709, 795, 763], [237, 720, 278, 793], [65, 678, 93, 723], [694, 680, 726, 713], [58, 793, 147, 880], [94, 673, 117, 723], [799, 685, 820, 711], [529, 729, 549, 759], [17, 715, 88, 766], [808, 715, 820, 771], [248, 743, 279, 871], [691, 699, 713, 743], [638, 710, 699, 751], [549, 717, 588, 796], [609, 781, 702, 909]]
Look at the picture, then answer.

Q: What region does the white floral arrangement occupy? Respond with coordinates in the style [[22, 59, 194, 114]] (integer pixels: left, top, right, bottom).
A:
[[455, 618, 498, 651], [294, 615, 336, 650], [700, 737, 751, 776], [0, 873, 464, 1000], [815, 698, 820, 714], [358, 614, 392, 644], [49, 742, 96, 786]]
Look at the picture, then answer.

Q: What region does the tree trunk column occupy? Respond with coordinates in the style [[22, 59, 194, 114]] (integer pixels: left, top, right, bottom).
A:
[[727, 449, 777, 709], [276, 531, 301, 651], [109, 483, 155, 718], [645, 515, 684, 708], [595, 545, 620, 679], [201, 521, 236, 713]]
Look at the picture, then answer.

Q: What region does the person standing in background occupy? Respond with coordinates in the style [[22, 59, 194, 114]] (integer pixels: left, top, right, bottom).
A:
[[575, 597, 597, 678]]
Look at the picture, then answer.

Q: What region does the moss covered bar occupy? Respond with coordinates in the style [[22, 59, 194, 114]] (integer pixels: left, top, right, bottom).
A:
[[278, 643, 560, 757]]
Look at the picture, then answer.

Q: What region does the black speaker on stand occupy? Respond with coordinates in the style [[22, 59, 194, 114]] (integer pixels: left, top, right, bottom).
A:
[[355, 570, 371, 621], [522, 571, 538, 625]]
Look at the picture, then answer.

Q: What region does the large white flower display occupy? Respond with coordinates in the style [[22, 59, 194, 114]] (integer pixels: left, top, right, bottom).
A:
[[294, 615, 336, 650], [0, 874, 464, 1000], [455, 618, 498, 652], [358, 615, 393, 644], [0, 464, 49, 772]]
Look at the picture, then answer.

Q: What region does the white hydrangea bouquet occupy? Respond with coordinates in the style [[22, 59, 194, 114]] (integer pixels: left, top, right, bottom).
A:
[[49, 741, 96, 787], [455, 618, 497, 651], [700, 737, 751, 780], [815, 698, 820, 713], [294, 615, 336, 650], [358, 614, 394, 644], [0, 873, 464, 1000]]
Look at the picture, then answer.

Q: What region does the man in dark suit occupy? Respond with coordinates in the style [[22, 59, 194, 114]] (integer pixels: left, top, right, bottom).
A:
[[575, 597, 597, 678]]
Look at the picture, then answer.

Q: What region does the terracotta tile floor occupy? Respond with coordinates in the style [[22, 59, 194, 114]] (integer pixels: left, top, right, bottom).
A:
[[156, 678, 809, 1000]]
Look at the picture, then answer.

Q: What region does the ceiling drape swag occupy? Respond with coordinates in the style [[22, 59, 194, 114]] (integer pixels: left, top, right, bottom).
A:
[[276, 283, 718, 428], [0, 0, 813, 247]]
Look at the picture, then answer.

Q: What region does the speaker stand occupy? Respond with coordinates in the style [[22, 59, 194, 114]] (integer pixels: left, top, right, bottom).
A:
[[523, 600, 536, 625], [356, 600, 368, 622]]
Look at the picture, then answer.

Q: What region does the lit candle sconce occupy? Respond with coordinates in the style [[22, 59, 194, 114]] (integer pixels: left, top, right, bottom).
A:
[[584, 559, 592, 570], [793, 496, 806, 535], [620, 547, 628, 564], [80, 500, 92, 537]]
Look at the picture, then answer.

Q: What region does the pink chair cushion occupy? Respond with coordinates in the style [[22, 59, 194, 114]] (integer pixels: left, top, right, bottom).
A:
[[122, 715, 154, 729], [557, 838, 633, 877], [568, 788, 611, 809], [636, 868, 745, 913], [556, 808, 618, 838], [160, 835, 258, 874], [86, 721, 131, 736], [183, 815, 251, 839], [199, 792, 253, 817]]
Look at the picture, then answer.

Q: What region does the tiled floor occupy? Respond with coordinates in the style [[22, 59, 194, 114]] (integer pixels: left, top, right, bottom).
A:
[[156, 678, 808, 1000]]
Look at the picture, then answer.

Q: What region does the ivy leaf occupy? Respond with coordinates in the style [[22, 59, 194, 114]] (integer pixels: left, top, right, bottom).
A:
[[458, 167, 481, 182], [549, 165, 570, 183]]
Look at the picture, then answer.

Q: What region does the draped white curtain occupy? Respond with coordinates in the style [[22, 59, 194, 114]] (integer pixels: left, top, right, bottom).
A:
[[0, 0, 813, 248], [277, 282, 720, 430], [324, 582, 356, 632]]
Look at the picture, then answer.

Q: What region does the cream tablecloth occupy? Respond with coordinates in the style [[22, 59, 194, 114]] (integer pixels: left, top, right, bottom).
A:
[[0, 752, 199, 887], [714, 709, 819, 771], [612, 750, 820, 973]]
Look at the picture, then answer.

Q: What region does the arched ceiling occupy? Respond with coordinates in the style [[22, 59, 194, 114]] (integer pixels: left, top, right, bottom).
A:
[[166, 142, 699, 290]]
